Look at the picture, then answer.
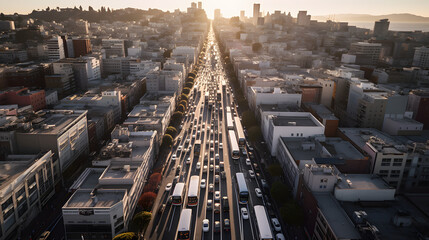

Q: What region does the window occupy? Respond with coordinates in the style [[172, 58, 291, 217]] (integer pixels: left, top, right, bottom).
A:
[[291, 133, 294, 136], [381, 158, 391, 166]]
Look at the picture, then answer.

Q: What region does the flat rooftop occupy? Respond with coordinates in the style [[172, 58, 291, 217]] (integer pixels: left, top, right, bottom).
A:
[[272, 115, 317, 127], [281, 137, 318, 160], [314, 193, 361, 239], [306, 104, 338, 120], [342, 196, 429, 240], [336, 174, 393, 190], [321, 138, 365, 160], [0, 156, 38, 191], [339, 128, 404, 152], [64, 189, 126, 208], [259, 104, 302, 113]]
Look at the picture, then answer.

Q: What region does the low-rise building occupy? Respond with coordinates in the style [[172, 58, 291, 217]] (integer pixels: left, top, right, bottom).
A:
[[248, 86, 301, 112]]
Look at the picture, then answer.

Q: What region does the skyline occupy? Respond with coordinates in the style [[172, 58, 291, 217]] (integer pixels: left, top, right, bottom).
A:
[[2, 0, 429, 19]]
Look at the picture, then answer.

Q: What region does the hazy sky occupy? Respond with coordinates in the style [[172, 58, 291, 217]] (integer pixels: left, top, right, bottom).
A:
[[3, 0, 429, 19]]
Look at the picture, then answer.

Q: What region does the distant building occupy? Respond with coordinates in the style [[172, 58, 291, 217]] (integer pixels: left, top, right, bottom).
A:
[[0, 48, 28, 64], [350, 42, 382, 65], [373, 19, 390, 38], [72, 39, 92, 57], [0, 20, 15, 31], [55, 57, 101, 90], [297, 11, 311, 26], [0, 87, 46, 111], [47, 36, 66, 60], [248, 86, 301, 112], [214, 9, 221, 20], [407, 90, 429, 129], [253, 4, 260, 25], [412, 46, 429, 68]]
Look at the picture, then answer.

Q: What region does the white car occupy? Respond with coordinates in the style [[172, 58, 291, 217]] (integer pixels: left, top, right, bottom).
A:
[[246, 158, 251, 166], [203, 165, 208, 173], [203, 219, 209, 232], [210, 164, 214, 171], [215, 154, 219, 161], [214, 191, 221, 201], [192, 134, 196, 139], [165, 183, 172, 192], [276, 233, 286, 240], [219, 143, 223, 149], [196, 162, 201, 170], [186, 158, 191, 164], [177, 146, 182, 151], [186, 138, 190, 143], [201, 179, 206, 188], [241, 208, 249, 220], [271, 218, 281, 232], [255, 188, 262, 198], [248, 170, 255, 178], [171, 154, 177, 161]]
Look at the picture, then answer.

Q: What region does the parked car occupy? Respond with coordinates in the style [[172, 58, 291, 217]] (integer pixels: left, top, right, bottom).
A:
[[158, 204, 166, 215], [255, 188, 263, 198], [276, 233, 286, 240]]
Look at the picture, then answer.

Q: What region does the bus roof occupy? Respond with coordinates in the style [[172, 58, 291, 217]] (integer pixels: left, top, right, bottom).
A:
[[236, 173, 248, 193], [172, 182, 185, 197], [177, 208, 192, 231], [228, 130, 239, 152], [254, 205, 273, 239], [188, 176, 200, 197]]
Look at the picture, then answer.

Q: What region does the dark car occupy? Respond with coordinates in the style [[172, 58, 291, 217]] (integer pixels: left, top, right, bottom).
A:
[[223, 218, 231, 231], [214, 221, 221, 232], [222, 196, 229, 212]]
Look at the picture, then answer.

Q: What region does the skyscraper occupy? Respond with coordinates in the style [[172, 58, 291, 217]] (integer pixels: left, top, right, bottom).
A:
[[240, 11, 245, 21], [198, 2, 202, 9], [373, 19, 390, 38], [214, 9, 221, 20], [253, 3, 260, 25]]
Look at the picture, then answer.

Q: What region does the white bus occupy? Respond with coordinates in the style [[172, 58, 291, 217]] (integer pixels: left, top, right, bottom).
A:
[[172, 183, 185, 206], [254, 205, 273, 240], [228, 130, 240, 160], [226, 106, 231, 113], [233, 116, 246, 148], [236, 173, 249, 204], [187, 175, 200, 207], [205, 92, 209, 103], [177, 208, 192, 240], [226, 112, 234, 130]]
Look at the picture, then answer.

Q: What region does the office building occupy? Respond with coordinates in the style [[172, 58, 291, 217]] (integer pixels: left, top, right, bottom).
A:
[[373, 19, 390, 38], [47, 36, 66, 60], [0, 87, 46, 111], [72, 39, 92, 57], [407, 90, 429, 129], [55, 57, 101, 90], [350, 42, 382, 65], [412, 46, 429, 68], [0, 48, 28, 64], [297, 11, 311, 26], [0, 20, 15, 31], [253, 4, 260, 25]]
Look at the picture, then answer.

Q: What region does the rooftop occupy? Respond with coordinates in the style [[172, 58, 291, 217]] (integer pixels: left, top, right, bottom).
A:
[[342, 196, 429, 240], [320, 138, 365, 160], [259, 104, 302, 113], [272, 115, 317, 127], [336, 174, 393, 190], [306, 104, 338, 120], [314, 193, 361, 239], [339, 128, 406, 153], [64, 189, 126, 208]]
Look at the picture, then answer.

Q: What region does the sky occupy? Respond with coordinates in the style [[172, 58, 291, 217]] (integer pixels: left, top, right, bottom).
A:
[[2, 0, 429, 19]]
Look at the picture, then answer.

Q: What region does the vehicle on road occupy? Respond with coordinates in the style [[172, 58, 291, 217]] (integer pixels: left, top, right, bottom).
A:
[[255, 188, 263, 198], [165, 183, 172, 192], [187, 176, 200, 207], [215, 174, 220, 183], [246, 158, 251, 166], [158, 204, 166, 215], [222, 196, 229, 212], [214, 203, 221, 214], [271, 218, 281, 232], [254, 205, 273, 240], [236, 173, 249, 204], [186, 157, 191, 164], [214, 221, 221, 232], [202, 219, 209, 232], [200, 178, 206, 189], [276, 233, 286, 240], [207, 199, 213, 210], [223, 218, 231, 231], [203, 165, 207, 173], [177, 209, 192, 240], [249, 170, 255, 178], [196, 162, 201, 170], [209, 183, 214, 193], [172, 183, 185, 206], [214, 191, 221, 201], [178, 146, 182, 152], [228, 130, 240, 160], [241, 208, 249, 219]]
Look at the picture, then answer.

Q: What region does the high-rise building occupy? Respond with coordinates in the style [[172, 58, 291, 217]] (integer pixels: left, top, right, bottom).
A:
[[0, 20, 15, 31], [253, 3, 260, 24], [412, 46, 429, 68], [373, 19, 390, 38], [240, 11, 245, 21], [72, 39, 92, 57], [47, 36, 66, 60], [214, 9, 221, 20], [191, 2, 197, 8], [297, 11, 311, 26], [198, 1, 202, 9]]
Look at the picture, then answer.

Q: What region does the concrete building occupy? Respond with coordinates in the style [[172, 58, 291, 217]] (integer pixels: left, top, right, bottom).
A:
[[214, 9, 221, 20], [145, 70, 183, 94], [339, 128, 408, 189], [0, 48, 28, 64], [373, 19, 390, 38], [0, 152, 55, 240], [59, 91, 122, 124], [72, 39, 92, 57], [248, 87, 302, 112], [63, 129, 157, 239], [5, 64, 48, 88], [264, 112, 325, 156], [382, 117, 423, 136], [407, 90, 429, 129], [47, 36, 66, 60], [102, 39, 125, 58], [412, 46, 429, 69], [304, 104, 339, 137], [253, 4, 260, 25], [0, 87, 46, 111], [0, 21, 15, 31], [55, 57, 101, 90], [297, 11, 311, 26], [349, 42, 382, 65], [13, 110, 89, 176]]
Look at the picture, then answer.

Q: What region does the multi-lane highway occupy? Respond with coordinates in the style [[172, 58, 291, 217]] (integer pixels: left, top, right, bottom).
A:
[[145, 24, 282, 240]]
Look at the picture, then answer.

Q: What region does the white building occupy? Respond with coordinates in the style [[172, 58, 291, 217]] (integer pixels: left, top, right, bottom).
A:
[[382, 117, 423, 136], [248, 87, 302, 112], [47, 36, 65, 60], [0, 152, 55, 240], [145, 70, 183, 94], [412, 46, 429, 68], [265, 112, 325, 156], [63, 129, 157, 239]]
